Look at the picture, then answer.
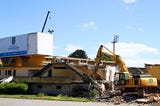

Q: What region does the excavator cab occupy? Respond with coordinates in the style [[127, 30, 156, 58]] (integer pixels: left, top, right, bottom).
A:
[[114, 72, 130, 86]]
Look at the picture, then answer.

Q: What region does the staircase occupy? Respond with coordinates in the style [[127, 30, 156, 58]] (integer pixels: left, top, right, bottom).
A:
[[0, 76, 13, 84], [32, 63, 52, 77], [66, 63, 91, 81], [66, 63, 102, 93], [32, 62, 103, 94]]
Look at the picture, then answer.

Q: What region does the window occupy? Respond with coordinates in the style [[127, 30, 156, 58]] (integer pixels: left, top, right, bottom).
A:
[[13, 70, 16, 76], [8, 70, 12, 75], [56, 85, 62, 89], [38, 85, 42, 89], [5, 71, 7, 75], [54, 67, 67, 69], [119, 74, 125, 80], [12, 37, 16, 44], [5, 70, 12, 76], [80, 60, 87, 63]]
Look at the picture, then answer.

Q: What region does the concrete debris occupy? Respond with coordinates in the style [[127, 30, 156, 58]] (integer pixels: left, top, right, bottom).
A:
[[136, 98, 151, 103], [97, 93, 160, 105], [136, 95, 160, 104], [112, 96, 124, 104], [147, 93, 160, 102]]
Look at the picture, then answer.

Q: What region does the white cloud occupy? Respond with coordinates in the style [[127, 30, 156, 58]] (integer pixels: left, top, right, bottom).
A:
[[82, 21, 98, 30], [124, 25, 144, 32], [116, 43, 159, 67], [116, 42, 158, 56], [125, 58, 160, 68], [124, 25, 134, 30], [124, 5, 136, 11], [65, 44, 83, 53], [123, 1, 137, 12], [123, 0, 137, 4], [96, 42, 160, 67]]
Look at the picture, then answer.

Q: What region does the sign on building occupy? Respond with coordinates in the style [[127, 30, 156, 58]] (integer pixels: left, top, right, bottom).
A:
[[0, 32, 53, 57]]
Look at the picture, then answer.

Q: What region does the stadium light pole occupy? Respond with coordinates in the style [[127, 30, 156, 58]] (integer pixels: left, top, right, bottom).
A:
[[111, 35, 119, 53]]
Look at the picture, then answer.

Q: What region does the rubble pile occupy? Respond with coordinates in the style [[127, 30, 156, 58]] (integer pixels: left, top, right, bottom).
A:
[[136, 93, 160, 103], [97, 93, 160, 105], [106, 94, 138, 104]]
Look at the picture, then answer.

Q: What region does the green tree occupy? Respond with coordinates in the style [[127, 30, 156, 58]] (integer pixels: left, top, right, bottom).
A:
[[68, 49, 88, 59], [101, 55, 111, 61]]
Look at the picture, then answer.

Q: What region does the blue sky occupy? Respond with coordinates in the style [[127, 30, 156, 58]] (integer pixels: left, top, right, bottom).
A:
[[0, 0, 160, 67]]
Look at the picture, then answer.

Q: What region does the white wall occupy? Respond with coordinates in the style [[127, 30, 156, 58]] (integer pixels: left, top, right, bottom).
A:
[[105, 65, 118, 82], [37, 32, 53, 55], [0, 32, 53, 57], [0, 34, 28, 57]]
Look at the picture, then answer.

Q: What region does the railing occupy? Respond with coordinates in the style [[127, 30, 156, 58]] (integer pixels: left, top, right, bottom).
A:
[[52, 56, 115, 66], [13, 76, 81, 83]]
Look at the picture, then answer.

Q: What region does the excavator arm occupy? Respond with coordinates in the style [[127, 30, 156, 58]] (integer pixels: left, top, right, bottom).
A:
[[94, 45, 128, 74]]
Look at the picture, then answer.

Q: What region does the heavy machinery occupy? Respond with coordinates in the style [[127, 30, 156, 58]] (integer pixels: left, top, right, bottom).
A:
[[93, 45, 158, 97]]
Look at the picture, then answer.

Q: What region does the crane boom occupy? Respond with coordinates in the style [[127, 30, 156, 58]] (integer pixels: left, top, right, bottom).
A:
[[41, 11, 51, 33]]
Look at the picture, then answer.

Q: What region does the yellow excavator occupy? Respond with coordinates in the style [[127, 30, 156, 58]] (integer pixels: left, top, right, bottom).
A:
[[93, 45, 158, 97]]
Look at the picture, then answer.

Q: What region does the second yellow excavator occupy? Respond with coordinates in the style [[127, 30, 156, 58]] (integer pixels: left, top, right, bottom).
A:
[[93, 45, 158, 97]]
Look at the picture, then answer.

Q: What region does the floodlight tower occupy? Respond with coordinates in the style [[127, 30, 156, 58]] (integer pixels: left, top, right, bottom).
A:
[[111, 35, 119, 53]]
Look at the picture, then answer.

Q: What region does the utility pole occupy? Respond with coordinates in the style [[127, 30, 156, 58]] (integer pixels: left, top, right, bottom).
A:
[[111, 35, 119, 53]]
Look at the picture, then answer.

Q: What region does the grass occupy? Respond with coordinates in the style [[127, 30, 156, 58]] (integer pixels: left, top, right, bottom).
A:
[[0, 94, 93, 102]]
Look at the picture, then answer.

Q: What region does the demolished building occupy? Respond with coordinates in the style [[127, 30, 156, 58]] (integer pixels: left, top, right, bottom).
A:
[[0, 56, 117, 96], [0, 32, 118, 96]]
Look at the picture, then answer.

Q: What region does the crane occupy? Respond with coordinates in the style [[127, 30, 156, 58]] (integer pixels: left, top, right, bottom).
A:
[[41, 11, 51, 33]]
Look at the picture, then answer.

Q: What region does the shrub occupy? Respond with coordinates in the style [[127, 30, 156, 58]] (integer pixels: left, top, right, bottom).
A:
[[37, 92, 46, 97], [0, 82, 28, 94], [57, 94, 64, 97], [89, 89, 99, 98]]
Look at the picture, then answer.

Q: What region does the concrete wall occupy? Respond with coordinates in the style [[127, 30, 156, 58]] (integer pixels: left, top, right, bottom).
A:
[[105, 65, 118, 82], [52, 66, 82, 81], [0, 61, 117, 83], [0, 66, 42, 79], [29, 83, 89, 96], [145, 64, 160, 80]]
